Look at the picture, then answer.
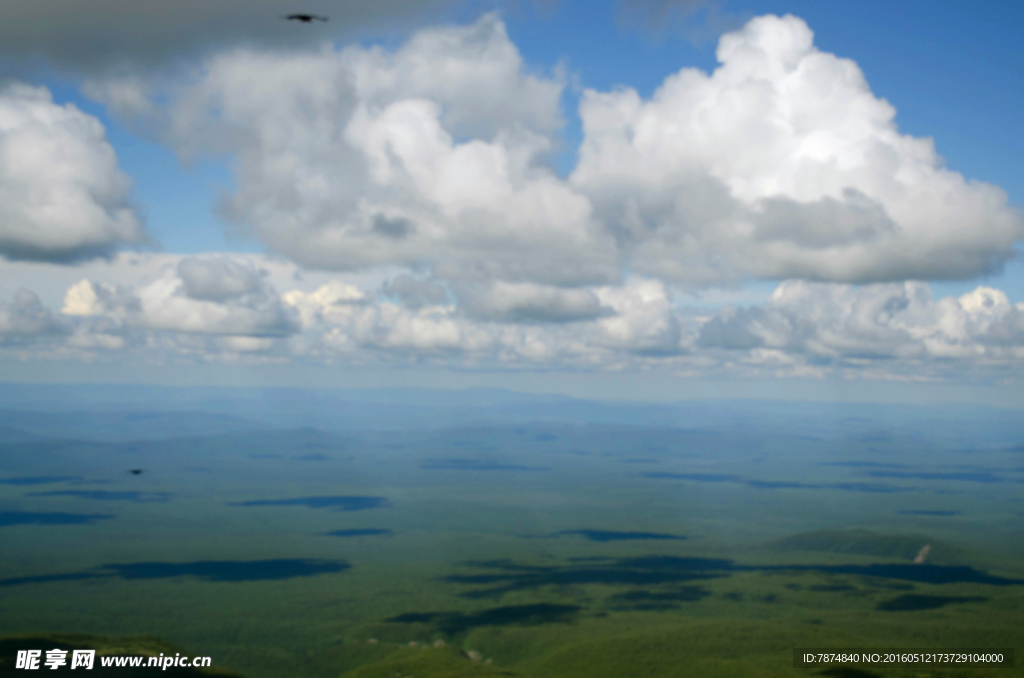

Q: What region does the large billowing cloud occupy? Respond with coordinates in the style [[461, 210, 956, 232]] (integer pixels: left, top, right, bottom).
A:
[[572, 14, 1023, 284], [0, 83, 145, 262], [85, 13, 1022, 290], [88, 15, 617, 286]]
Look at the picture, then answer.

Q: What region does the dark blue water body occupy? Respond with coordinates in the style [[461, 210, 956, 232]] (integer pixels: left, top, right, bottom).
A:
[[294, 453, 331, 461], [0, 476, 81, 485], [229, 496, 388, 511], [898, 510, 960, 516], [0, 511, 114, 526], [748, 481, 912, 493], [107, 559, 349, 582], [828, 483, 914, 493], [867, 471, 1005, 483], [0, 559, 349, 587], [643, 474, 913, 493], [821, 462, 909, 469], [642, 473, 739, 482], [746, 480, 821, 489], [421, 459, 549, 472], [26, 490, 170, 502]]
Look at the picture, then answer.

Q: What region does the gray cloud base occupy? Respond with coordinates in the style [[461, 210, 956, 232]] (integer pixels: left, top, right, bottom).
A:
[[0, 0, 460, 74]]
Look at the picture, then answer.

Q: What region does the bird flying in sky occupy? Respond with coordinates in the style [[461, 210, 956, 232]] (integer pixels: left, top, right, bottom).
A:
[[283, 14, 329, 23]]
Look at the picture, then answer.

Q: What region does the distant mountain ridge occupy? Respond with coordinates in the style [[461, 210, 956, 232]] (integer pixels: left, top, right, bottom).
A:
[[0, 382, 1022, 444], [0, 410, 271, 442]]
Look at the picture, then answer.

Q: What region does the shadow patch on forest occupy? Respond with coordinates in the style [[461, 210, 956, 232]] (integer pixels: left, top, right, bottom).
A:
[[876, 594, 987, 611], [446, 556, 734, 598], [762, 563, 1021, 586], [606, 586, 710, 610], [324, 528, 393, 537], [772, 529, 965, 562], [443, 555, 1023, 599], [387, 603, 580, 635], [808, 584, 856, 592]]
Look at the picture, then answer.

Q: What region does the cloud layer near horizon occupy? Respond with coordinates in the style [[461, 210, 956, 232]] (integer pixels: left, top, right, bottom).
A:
[[2, 253, 1023, 380]]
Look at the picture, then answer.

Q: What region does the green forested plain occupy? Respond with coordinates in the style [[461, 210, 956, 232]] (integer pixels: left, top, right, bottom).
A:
[[1, 412, 1021, 678]]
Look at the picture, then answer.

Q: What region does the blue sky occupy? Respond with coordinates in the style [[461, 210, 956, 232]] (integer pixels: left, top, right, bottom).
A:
[[1, 0, 1022, 403]]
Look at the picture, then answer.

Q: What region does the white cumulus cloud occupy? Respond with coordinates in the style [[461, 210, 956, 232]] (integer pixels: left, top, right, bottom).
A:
[[572, 14, 1023, 284], [0, 82, 145, 262]]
